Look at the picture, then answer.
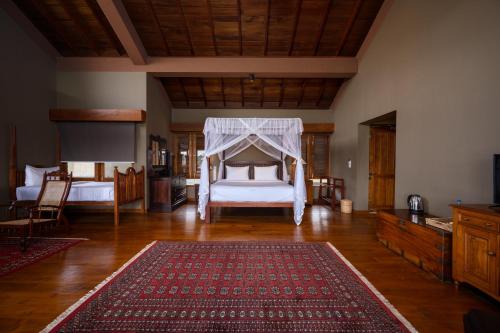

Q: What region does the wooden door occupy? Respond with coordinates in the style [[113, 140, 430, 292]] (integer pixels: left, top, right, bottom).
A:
[[368, 127, 396, 210], [462, 226, 497, 294]]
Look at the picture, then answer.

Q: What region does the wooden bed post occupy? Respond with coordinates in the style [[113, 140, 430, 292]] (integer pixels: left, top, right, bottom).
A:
[[113, 167, 120, 226], [8, 125, 17, 202], [205, 156, 211, 223]]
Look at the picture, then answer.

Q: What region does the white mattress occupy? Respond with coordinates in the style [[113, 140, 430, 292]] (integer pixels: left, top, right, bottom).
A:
[[210, 180, 294, 202], [16, 181, 114, 202]]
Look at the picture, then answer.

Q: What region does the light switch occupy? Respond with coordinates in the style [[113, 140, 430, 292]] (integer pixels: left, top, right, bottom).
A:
[[347, 159, 352, 169]]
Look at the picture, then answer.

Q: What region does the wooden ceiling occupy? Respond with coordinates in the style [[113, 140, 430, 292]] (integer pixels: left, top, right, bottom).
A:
[[14, 0, 383, 57], [12, 0, 384, 109], [162, 77, 343, 109], [122, 0, 384, 57], [13, 0, 125, 56]]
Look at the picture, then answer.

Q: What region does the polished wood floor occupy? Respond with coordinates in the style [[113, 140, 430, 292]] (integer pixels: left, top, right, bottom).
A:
[[0, 204, 499, 332]]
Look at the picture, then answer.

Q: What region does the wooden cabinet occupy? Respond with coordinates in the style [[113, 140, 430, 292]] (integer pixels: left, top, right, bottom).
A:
[[149, 176, 187, 212], [377, 210, 452, 281], [452, 205, 500, 300]]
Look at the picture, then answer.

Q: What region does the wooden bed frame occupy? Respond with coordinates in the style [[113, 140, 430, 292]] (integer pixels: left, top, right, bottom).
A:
[[204, 159, 294, 223], [8, 126, 145, 226]]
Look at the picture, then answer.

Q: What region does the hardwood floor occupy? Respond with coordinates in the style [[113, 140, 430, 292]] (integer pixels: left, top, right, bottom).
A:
[[0, 204, 499, 332]]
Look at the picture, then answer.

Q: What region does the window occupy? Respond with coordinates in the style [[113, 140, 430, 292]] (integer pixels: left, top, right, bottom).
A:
[[66, 162, 95, 178], [104, 162, 133, 178], [195, 134, 205, 178]]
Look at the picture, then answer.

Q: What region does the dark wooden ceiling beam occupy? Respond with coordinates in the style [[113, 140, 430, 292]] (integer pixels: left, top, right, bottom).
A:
[[240, 78, 245, 107], [278, 79, 285, 108], [177, 0, 195, 56], [206, 0, 218, 56], [264, 0, 271, 56], [221, 79, 226, 108], [337, 0, 363, 56], [288, 0, 303, 56], [30, 0, 76, 55], [179, 78, 189, 107], [199, 78, 207, 108], [237, 0, 243, 56], [96, 0, 148, 64], [316, 78, 327, 107], [85, 0, 124, 55], [297, 79, 308, 108], [260, 79, 266, 108], [146, 0, 170, 56], [314, 0, 333, 55], [59, 0, 99, 56]]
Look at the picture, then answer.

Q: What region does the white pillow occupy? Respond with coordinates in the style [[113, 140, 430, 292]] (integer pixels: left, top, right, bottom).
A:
[[225, 165, 249, 181], [254, 165, 278, 181], [25, 165, 59, 186]]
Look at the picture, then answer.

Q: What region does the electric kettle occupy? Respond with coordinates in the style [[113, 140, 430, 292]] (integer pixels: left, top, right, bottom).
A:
[[407, 194, 424, 214]]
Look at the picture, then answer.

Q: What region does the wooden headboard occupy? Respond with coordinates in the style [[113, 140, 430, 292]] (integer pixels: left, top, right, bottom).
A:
[[223, 160, 283, 180]]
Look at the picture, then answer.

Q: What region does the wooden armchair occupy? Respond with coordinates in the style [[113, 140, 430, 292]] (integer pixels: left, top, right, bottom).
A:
[[318, 176, 345, 210], [0, 171, 72, 251]]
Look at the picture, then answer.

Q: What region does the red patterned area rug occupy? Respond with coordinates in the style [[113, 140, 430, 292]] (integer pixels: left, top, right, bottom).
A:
[[43, 242, 417, 333], [0, 237, 85, 277]]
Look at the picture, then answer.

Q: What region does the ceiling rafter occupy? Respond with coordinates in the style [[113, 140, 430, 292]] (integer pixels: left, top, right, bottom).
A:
[[96, 0, 148, 64], [316, 78, 327, 107], [221, 79, 226, 108], [240, 78, 245, 107], [297, 79, 308, 108], [314, 0, 333, 55], [146, 0, 170, 56], [30, 0, 76, 55], [288, 0, 303, 56], [260, 79, 266, 107], [199, 78, 208, 108], [264, 0, 271, 56], [237, 0, 243, 56], [337, 0, 363, 56], [59, 1, 99, 56], [85, 0, 124, 55], [278, 79, 285, 108], [206, 0, 218, 56], [177, 0, 195, 56], [178, 78, 189, 107]]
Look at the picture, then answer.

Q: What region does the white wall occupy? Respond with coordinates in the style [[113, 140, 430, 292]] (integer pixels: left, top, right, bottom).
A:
[[331, 0, 500, 216], [0, 8, 56, 202]]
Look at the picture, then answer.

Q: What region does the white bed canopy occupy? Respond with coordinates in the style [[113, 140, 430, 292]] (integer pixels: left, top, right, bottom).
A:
[[198, 117, 306, 225]]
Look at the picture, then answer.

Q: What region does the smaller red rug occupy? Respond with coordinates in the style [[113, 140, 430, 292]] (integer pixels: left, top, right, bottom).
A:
[[0, 237, 85, 277]]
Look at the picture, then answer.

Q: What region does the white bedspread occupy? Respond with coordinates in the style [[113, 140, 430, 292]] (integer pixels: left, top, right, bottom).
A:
[[16, 181, 114, 202], [210, 180, 294, 202]]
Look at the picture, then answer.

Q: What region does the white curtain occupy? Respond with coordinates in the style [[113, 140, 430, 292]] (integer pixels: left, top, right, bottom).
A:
[[198, 118, 305, 225]]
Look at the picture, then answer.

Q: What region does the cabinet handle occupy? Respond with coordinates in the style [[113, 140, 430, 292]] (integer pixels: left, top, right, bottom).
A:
[[487, 251, 496, 257]]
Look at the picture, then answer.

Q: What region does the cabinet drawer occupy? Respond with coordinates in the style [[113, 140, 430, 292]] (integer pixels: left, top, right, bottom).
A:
[[460, 213, 499, 232]]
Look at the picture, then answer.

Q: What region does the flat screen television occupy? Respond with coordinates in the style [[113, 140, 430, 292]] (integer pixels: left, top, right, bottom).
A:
[[495, 154, 500, 204]]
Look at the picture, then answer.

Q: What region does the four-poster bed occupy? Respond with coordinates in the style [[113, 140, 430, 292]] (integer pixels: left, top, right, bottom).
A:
[[8, 126, 145, 226], [198, 118, 306, 225]]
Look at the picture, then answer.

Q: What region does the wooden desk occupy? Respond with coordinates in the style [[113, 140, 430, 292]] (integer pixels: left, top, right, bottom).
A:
[[377, 209, 452, 281]]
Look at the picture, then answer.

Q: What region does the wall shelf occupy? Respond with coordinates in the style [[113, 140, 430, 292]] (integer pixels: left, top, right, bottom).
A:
[[49, 109, 146, 122]]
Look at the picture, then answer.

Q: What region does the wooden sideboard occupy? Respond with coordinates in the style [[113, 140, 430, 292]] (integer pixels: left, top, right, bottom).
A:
[[377, 210, 452, 281], [149, 175, 187, 212], [452, 204, 500, 301]]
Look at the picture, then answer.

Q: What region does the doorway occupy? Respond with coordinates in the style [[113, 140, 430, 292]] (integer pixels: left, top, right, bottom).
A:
[[362, 112, 396, 211]]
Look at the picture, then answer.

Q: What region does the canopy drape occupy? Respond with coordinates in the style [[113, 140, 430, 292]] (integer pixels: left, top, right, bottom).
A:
[[198, 118, 306, 225]]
